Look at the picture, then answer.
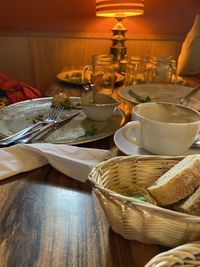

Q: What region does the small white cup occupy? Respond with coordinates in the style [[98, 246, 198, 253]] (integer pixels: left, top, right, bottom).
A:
[[123, 102, 200, 155], [81, 92, 119, 121]]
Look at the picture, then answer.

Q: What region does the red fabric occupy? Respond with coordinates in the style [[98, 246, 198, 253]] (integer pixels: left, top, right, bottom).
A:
[[0, 71, 42, 103]]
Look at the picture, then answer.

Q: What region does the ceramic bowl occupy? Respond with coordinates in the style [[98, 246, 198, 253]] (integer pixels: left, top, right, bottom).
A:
[[81, 92, 119, 121]]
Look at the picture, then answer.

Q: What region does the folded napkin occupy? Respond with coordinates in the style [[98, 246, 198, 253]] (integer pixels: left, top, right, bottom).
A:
[[0, 143, 112, 182]]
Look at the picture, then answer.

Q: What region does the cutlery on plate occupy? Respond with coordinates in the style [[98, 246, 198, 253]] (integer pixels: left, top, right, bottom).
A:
[[180, 85, 200, 148], [191, 137, 200, 148], [179, 85, 200, 106], [0, 105, 64, 146], [128, 90, 152, 103], [16, 111, 80, 144]]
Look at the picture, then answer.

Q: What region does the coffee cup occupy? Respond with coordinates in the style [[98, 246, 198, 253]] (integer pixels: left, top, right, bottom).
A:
[[123, 102, 200, 155]]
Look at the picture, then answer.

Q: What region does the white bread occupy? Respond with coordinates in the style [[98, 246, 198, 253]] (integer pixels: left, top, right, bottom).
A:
[[174, 186, 200, 216], [147, 154, 200, 206]]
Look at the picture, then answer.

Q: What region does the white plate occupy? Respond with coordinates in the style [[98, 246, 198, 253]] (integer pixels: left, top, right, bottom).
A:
[[114, 123, 200, 156], [118, 83, 200, 110], [57, 69, 124, 87], [0, 97, 125, 145], [57, 70, 83, 85]]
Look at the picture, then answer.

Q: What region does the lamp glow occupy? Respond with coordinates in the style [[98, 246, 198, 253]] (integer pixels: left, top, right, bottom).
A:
[[96, 0, 144, 63]]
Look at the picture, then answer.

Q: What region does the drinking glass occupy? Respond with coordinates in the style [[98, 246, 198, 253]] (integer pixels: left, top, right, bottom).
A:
[[148, 56, 177, 83], [83, 54, 115, 95], [124, 56, 150, 86]]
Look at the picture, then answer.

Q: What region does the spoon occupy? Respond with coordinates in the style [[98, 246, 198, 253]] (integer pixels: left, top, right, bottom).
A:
[[89, 83, 96, 103], [191, 139, 200, 148], [179, 85, 200, 106]]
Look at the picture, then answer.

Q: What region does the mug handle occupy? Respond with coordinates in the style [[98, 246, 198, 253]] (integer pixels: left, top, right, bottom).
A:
[[123, 121, 142, 146], [82, 65, 92, 90]]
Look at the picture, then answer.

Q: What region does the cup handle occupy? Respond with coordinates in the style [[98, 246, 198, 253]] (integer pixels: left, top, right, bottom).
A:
[[123, 121, 142, 146], [82, 65, 92, 90]]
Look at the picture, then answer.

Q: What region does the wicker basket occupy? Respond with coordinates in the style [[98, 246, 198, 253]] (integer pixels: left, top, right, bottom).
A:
[[88, 155, 200, 247], [145, 240, 200, 266]]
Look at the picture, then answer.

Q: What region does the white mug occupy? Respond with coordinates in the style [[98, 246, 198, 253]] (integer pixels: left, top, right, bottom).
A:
[[123, 102, 200, 155]]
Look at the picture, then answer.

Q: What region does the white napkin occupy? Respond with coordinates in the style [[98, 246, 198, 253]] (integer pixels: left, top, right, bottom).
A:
[[0, 143, 112, 182]]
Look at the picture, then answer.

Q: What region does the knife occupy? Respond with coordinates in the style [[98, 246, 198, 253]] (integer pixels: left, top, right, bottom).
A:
[[4, 112, 80, 145], [0, 121, 42, 145]]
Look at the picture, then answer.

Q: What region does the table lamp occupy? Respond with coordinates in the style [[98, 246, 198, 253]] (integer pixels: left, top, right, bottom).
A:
[[96, 0, 144, 63]]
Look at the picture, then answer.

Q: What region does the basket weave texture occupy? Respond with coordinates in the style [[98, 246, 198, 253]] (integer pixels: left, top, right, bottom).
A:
[[88, 155, 200, 247], [145, 240, 200, 266]]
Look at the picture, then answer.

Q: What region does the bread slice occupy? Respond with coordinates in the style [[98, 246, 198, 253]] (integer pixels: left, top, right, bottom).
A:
[[174, 186, 200, 216], [147, 155, 200, 206]]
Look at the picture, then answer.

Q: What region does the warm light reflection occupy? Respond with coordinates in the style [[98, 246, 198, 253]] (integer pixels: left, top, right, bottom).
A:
[[95, 0, 144, 63], [96, 0, 144, 18]]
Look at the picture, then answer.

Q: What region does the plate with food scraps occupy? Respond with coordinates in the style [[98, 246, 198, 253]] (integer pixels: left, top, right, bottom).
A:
[[57, 69, 84, 85], [57, 69, 124, 87], [118, 83, 200, 110], [0, 97, 125, 145]]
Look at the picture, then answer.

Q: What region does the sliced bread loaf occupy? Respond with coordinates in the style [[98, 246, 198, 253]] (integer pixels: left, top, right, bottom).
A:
[[174, 186, 200, 216], [147, 154, 200, 206]]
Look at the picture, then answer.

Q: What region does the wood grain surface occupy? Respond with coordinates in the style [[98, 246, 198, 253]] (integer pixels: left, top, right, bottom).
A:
[[0, 163, 167, 267]]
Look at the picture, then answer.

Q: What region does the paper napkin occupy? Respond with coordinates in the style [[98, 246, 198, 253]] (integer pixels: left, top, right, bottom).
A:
[[0, 143, 112, 182]]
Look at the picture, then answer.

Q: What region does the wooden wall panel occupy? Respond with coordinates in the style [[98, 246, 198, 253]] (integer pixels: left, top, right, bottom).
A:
[[30, 36, 111, 92], [0, 36, 34, 84], [0, 33, 183, 94], [126, 39, 182, 59], [0, 0, 198, 37]]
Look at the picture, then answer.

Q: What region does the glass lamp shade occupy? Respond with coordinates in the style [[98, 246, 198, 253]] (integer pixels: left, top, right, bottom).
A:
[[96, 0, 144, 18]]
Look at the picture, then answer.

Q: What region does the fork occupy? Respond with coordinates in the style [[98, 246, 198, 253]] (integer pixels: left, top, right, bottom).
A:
[[0, 105, 64, 146], [16, 111, 80, 144]]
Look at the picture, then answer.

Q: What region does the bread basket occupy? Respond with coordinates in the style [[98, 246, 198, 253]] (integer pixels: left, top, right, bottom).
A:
[[145, 240, 200, 266], [88, 155, 200, 247]]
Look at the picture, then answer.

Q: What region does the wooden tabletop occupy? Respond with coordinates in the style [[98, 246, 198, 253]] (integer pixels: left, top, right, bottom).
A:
[[0, 164, 167, 267], [1, 76, 192, 267]]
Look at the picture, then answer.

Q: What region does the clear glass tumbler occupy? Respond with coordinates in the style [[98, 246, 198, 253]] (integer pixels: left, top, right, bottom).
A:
[[148, 56, 177, 83], [83, 54, 115, 95], [124, 56, 150, 86]]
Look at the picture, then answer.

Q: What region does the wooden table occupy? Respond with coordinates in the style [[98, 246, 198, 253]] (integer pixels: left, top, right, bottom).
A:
[[0, 79, 177, 267]]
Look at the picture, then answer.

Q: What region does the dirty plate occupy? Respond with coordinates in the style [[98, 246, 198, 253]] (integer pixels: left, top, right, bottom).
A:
[[57, 69, 124, 87], [0, 97, 125, 145], [57, 70, 83, 85], [119, 83, 200, 110]]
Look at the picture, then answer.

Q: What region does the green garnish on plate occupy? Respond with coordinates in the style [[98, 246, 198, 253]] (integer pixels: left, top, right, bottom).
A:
[[84, 125, 98, 136], [128, 89, 152, 103], [33, 114, 44, 123]]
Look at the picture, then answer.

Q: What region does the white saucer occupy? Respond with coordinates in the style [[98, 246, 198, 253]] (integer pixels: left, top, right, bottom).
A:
[[114, 124, 200, 156]]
